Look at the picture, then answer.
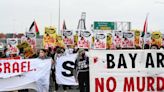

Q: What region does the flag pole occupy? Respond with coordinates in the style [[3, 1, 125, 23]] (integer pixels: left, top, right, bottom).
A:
[[58, 0, 61, 35], [143, 13, 149, 49]]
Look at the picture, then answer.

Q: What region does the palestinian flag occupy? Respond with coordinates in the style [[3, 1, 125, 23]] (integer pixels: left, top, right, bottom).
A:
[[29, 21, 39, 37], [141, 15, 148, 37]]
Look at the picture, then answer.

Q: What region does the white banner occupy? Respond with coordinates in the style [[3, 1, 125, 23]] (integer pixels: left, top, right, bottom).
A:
[[55, 54, 78, 85], [0, 58, 51, 91], [89, 50, 164, 92]]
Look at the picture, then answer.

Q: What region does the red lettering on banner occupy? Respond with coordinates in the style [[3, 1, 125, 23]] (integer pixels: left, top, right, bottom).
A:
[[137, 77, 145, 91], [123, 77, 164, 91], [27, 61, 32, 71], [147, 77, 155, 91], [95, 77, 117, 92], [0, 61, 32, 73], [21, 61, 26, 72], [106, 77, 116, 91], [95, 78, 104, 92], [95, 77, 164, 91], [4, 62, 10, 73], [123, 77, 134, 91], [157, 77, 164, 91], [13, 62, 19, 73]]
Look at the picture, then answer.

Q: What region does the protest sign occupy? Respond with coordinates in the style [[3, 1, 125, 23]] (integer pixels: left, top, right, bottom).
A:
[[122, 31, 134, 48], [55, 54, 78, 85], [114, 31, 122, 49], [0, 58, 51, 91], [7, 38, 19, 54], [25, 32, 36, 49], [63, 30, 74, 45], [43, 26, 57, 49], [78, 30, 92, 49], [106, 32, 114, 49], [94, 32, 107, 49], [89, 50, 164, 92]]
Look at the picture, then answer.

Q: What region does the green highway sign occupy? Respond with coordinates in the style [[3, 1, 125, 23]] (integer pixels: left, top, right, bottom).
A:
[[94, 21, 117, 30]]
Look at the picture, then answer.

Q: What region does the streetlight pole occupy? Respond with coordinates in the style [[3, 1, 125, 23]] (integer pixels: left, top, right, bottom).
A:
[[58, 0, 61, 35]]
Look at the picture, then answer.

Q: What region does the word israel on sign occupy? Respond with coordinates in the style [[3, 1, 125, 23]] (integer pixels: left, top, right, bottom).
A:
[[89, 50, 164, 92], [0, 58, 51, 91]]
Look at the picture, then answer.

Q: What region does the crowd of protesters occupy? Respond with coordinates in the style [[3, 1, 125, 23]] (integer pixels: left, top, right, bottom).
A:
[[1, 41, 164, 92], [0, 44, 90, 92]]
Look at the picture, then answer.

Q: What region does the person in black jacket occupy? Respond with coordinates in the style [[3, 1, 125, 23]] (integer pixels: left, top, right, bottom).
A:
[[74, 49, 89, 92]]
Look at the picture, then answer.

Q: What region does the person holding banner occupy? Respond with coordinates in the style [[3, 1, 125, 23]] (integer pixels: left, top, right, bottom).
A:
[[36, 49, 53, 92], [65, 45, 74, 55], [53, 47, 70, 92], [74, 49, 89, 92]]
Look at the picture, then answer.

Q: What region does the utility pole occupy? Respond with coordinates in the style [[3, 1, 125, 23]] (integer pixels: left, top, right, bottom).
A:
[[58, 0, 61, 35]]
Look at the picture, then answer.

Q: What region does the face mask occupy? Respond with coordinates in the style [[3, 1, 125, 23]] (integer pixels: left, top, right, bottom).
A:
[[57, 53, 62, 57], [6, 51, 10, 57]]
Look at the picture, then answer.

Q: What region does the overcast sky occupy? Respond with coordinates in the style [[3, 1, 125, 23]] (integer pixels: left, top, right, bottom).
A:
[[0, 0, 164, 34]]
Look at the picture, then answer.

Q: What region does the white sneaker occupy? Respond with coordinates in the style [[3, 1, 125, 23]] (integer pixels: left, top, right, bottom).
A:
[[64, 91, 67, 92]]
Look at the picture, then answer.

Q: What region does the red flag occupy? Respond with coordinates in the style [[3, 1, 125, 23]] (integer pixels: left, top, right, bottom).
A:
[[141, 15, 148, 37]]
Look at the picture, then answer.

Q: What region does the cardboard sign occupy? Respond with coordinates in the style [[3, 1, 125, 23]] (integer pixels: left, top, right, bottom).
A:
[[7, 38, 19, 54], [63, 30, 74, 45], [151, 31, 162, 48], [114, 31, 122, 48], [94, 32, 107, 49], [122, 31, 134, 48], [145, 32, 151, 47], [106, 32, 114, 49], [43, 26, 57, 49], [25, 32, 36, 49], [78, 30, 92, 49]]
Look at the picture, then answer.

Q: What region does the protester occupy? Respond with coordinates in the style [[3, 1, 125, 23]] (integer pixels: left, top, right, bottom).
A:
[[74, 49, 90, 92], [53, 47, 69, 92], [65, 45, 74, 55], [35, 49, 53, 92]]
